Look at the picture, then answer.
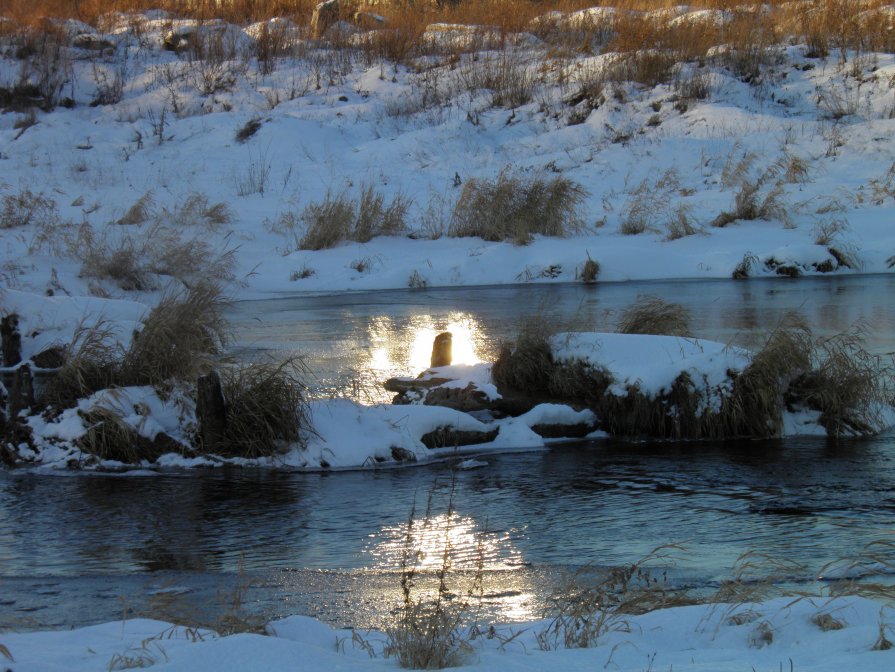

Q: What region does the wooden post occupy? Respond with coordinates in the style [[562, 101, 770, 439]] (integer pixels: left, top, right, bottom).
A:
[[197, 370, 226, 452], [9, 364, 33, 418], [1, 314, 22, 367], [430, 332, 453, 368]]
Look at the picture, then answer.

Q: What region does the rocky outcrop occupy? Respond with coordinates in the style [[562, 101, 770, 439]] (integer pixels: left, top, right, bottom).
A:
[[311, 0, 341, 38]]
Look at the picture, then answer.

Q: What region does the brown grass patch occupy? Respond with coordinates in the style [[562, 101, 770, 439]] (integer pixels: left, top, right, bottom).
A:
[[617, 296, 690, 337], [213, 357, 310, 458], [449, 169, 587, 245]]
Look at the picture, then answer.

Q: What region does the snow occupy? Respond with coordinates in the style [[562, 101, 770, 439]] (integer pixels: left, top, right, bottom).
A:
[[551, 332, 751, 398], [3, 597, 894, 671]]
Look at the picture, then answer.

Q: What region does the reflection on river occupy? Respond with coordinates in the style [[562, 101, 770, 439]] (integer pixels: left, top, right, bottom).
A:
[[3, 435, 895, 630], [2, 276, 894, 631]]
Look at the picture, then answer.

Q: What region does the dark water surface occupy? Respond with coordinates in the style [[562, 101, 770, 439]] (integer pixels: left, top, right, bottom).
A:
[[2, 276, 894, 630]]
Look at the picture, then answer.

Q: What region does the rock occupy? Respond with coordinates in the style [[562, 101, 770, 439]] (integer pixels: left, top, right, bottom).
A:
[[390, 446, 417, 462], [431, 331, 452, 367], [353, 11, 386, 30], [420, 426, 499, 449], [31, 346, 65, 369], [72, 33, 115, 51], [311, 0, 341, 38], [530, 422, 596, 438], [423, 383, 491, 413]]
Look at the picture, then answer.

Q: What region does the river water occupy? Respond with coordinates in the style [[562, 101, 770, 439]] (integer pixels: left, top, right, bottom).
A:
[[2, 276, 894, 631]]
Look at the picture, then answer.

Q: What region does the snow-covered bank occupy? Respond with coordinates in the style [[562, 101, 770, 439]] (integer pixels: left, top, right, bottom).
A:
[[3, 596, 894, 671], [2, 10, 895, 304], [8, 328, 891, 471]]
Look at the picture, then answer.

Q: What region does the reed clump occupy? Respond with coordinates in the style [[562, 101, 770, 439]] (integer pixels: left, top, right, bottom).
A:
[[41, 282, 228, 412], [449, 170, 587, 245], [298, 186, 411, 250], [617, 296, 691, 337], [213, 357, 310, 458]]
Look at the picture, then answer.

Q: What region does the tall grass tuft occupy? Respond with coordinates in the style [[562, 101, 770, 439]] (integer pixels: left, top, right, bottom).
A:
[[213, 357, 310, 458], [120, 282, 228, 387], [298, 186, 411, 250], [41, 320, 122, 411], [449, 170, 587, 245], [617, 296, 690, 337], [787, 323, 894, 436], [724, 313, 814, 437], [385, 485, 478, 670]]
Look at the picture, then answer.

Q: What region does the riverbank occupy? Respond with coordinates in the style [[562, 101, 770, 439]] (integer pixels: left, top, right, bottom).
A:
[[4, 595, 894, 672]]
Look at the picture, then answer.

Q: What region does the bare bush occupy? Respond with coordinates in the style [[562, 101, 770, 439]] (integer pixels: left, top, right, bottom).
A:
[[617, 296, 691, 337], [449, 170, 587, 245]]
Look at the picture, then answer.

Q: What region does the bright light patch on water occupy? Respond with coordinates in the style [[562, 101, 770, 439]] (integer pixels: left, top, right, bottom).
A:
[[366, 512, 523, 572], [364, 313, 486, 378], [408, 317, 483, 372]]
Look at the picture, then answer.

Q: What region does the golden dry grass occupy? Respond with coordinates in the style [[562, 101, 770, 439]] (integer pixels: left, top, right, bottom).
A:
[[7, 0, 895, 63]]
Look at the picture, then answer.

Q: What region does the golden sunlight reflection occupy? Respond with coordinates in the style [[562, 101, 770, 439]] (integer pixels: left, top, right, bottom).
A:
[[365, 511, 538, 622], [364, 313, 489, 379], [367, 512, 523, 572]]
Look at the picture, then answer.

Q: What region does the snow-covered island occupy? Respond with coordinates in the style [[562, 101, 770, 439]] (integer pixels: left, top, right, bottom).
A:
[[2, 2, 895, 669]]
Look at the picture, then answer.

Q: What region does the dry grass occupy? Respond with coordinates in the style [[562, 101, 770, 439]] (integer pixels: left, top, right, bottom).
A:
[[537, 544, 691, 650], [449, 170, 587, 245], [616, 296, 690, 337], [75, 220, 237, 291], [76, 406, 176, 464], [384, 486, 480, 670], [298, 186, 411, 250], [711, 153, 789, 228], [212, 357, 310, 458], [42, 283, 228, 411], [579, 255, 599, 283], [0, 189, 58, 229], [787, 323, 894, 436], [121, 282, 228, 387], [39, 320, 122, 411], [723, 313, 814, 438]]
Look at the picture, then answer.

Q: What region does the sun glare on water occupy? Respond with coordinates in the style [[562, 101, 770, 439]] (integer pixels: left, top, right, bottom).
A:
[[364, 313, 487, 379]]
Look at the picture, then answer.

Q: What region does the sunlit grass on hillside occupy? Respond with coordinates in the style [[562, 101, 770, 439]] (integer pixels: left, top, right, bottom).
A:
[[4, 0, 895, 60]]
